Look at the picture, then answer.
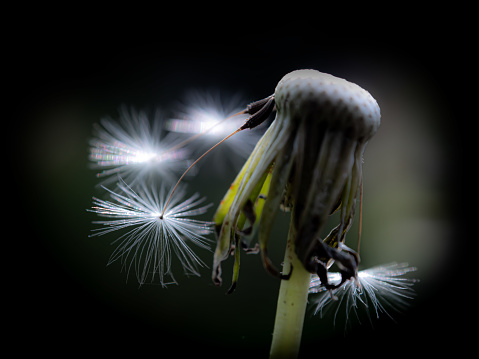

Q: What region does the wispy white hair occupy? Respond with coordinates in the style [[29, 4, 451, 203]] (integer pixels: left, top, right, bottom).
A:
[[309, 262, 418, 325]]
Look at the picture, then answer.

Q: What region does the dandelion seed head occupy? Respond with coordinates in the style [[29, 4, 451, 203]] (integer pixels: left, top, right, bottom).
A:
[[212, 69, 381, 289], [88, 180, 213, 286]]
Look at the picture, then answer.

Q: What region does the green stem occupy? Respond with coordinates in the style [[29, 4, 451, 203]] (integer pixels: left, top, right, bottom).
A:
[[270, 218, 311, 359]]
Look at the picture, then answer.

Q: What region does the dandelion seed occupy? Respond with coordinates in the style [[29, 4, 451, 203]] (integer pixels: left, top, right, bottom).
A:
[[165, 91, 264, 162], [88, 179, 213, 286], [89, 106, 190, 187], [309, 263, 418, 325]]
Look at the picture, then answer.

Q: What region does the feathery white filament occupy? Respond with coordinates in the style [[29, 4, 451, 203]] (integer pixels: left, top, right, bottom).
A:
[[88, 180, 213, 286], [309, 263, 418, 324], [89, 106, 190, 187], [165, 91, 263, 161]]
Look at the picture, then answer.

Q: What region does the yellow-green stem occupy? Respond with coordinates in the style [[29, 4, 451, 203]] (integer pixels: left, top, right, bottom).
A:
[[270, 218, 311, 359]]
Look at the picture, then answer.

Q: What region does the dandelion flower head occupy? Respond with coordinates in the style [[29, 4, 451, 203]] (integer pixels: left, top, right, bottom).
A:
[[212, 69, 381, 290]]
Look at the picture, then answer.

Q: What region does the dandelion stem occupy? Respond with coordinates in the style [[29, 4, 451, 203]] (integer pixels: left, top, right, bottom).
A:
[[270, 215, 311, 359]]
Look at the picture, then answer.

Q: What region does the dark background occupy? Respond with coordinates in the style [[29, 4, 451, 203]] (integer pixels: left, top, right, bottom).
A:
[[13, 31, 464, 357]]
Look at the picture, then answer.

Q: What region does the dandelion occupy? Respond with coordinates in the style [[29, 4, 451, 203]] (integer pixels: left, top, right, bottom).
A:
[[309, 262, 418, 326], [85, 68, 418, 359], [210, 69, 381, 357], [165, 91, 264, 163], [212, 70, 381, 286], [88, 179, 213, 286], [89, 106, 190, 187]]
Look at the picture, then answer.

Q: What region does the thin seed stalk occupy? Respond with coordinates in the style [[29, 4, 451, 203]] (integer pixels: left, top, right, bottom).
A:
[[270, 215, 311, 359]]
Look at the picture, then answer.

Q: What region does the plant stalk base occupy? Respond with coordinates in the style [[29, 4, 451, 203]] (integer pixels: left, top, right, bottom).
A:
[[269, 222, 311, 359]]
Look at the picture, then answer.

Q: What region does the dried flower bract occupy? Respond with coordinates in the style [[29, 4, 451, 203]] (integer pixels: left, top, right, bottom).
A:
[[212, 70, 380, 292]]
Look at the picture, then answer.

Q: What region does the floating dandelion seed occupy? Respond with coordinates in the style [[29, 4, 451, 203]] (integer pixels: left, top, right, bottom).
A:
[[88, 180, 213, 286], [89, 106, 190, 187], [309, 263, 418, 325], [165, 91, 264, 162]]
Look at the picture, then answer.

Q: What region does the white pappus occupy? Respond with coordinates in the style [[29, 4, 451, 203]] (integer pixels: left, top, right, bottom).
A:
[[165, 91, 264, 165], [89, 106, 191, 187], [309, 262, 418, 326], [88, 180, 213, 286]]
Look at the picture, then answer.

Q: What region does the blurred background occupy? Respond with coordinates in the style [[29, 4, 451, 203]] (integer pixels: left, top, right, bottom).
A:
[[16, 34, 462, 356]]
